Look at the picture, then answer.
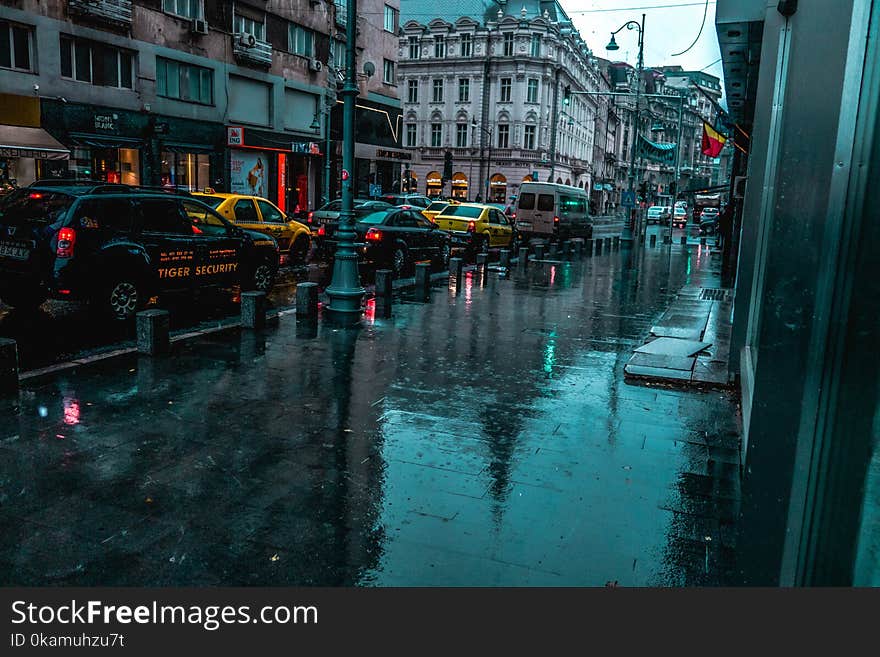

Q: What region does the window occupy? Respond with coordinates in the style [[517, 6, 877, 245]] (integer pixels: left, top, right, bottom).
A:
[[530, 33, 541, 57], [431, 123, 442, 147], [73, 199, 134, 232], [0, 20, 33, 72], [163, 0, 200, 19], [527, 78, 538, 103], [157, 57, 213, 104], [503, 32, 514, 57], [500, 78, 511, 103], [257, 200, 284, 223], [408, 35, 420, 59], [289, 23, 314, 56], [234, 14, 264, 40], [523, 125, 536, 150], [432, 79, 443, 103], [138, 199, 188, 234], [458, 78, 469, 103], [434, 35, 445, 58], [518, 192, 535, 209], [233, 199, 259, 223], [405, 123, 417, 147], [383, 5, 398, 33], [60, 37, 133, 89], [331, 39, 345, 69], [497, 124, 509, 148], [183, 200, 228, 235], [383, 59, 395, 84], [407, 80, 418, 103], [456, 124, 468, 148], [537, 194, 555, 211], [460, 33, 472, 57]]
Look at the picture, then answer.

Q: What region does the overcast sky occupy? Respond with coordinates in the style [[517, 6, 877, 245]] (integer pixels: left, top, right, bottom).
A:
[[561, 0, 723, 93]]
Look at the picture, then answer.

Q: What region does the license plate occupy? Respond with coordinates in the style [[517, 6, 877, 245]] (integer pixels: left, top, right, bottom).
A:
[[516, 222, 533, 230], [0, 242, 28, 260]]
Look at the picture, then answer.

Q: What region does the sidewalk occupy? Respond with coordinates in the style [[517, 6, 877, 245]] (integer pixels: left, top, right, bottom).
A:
[[0, 243, 742, 586]]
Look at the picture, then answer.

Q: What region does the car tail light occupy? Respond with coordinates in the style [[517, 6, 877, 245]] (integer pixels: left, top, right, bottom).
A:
[[467, 221, 476, 233], [28, 192, 43, 199], [365, 228, 383, 242], [318, 225, 325, 236], [56, 227, 76, 258], [307, 211, 313, 223], [553, 216, 560, 224], [512, 212, 516, 220]]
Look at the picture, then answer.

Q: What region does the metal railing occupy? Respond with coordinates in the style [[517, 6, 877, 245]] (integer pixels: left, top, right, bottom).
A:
[[68, 0, 133, 26], [232, 35, 273, 67]]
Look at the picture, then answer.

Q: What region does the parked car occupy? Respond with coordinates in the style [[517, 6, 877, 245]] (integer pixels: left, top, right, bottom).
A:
[[191, 191, 311, 264], [379, 193, 433, 209], [698, 215, 719, 235], [433, 203, 516, 255], [672, 206, 687, 228], [355, 207, 452, 276], [646, 205, 672, 225], [0, 186, 279, 319], [514, 182, 592, 241], [699, 206, 720, 224], [422, 199, 458, 223], [310, 199, 393, 257]]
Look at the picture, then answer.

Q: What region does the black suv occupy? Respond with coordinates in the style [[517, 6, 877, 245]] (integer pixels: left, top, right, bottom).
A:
[[0, 186, 280, 319]]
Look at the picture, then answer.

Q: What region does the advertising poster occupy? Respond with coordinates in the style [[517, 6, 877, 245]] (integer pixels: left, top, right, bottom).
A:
[[230, 149, 270, 198]]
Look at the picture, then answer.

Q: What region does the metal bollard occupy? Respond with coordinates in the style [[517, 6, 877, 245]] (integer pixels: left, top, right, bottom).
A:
[[700, 236, 707, 245], [584, 238, 594, 256], [374, 269, 393, 298], [595, 238, 603, 254], [604, 237, 612, 252], [0, 338, 18, 395], [449, 257, 464, 284], [612, 236, 620, 250], [296, 282, 319, 318], [680, 235, 687, 245], [415, 262, 431, 297], [518, 247, 529, 268], [475, 252, 488, 273], [534, 244, 546, 260], [573, 240, 583, 257], [499, 249, 511, 269], [650, 234, 657, 247], [137, 309, 170, 355], [548, 242, 558, 259], [663, 233, 672, 245]]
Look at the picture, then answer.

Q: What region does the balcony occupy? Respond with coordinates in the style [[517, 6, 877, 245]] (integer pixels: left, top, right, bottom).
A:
[[68, 0, 132, 27], [232, 34, 273, 68]]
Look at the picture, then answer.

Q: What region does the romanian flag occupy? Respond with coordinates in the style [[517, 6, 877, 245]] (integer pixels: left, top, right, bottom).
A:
[[701, 122, 727, 157]]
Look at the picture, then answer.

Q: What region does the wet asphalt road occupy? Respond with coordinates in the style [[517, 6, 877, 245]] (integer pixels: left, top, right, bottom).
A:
[[0, 229, 740, 586]]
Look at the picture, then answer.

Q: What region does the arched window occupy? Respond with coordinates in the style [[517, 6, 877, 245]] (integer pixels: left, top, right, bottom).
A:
[[489, 173, 507, 203]]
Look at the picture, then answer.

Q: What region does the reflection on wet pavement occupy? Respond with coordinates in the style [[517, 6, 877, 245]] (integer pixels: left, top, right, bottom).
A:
[[0, 241, 741, 586]]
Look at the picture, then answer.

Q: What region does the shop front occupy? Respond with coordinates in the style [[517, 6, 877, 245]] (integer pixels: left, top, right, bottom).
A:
[[353, 143, 407, 198], [426, 170, 443, 197], [451, 172, 468, 200], [489, 173, 508, 203], [0, 94, 69, 187]]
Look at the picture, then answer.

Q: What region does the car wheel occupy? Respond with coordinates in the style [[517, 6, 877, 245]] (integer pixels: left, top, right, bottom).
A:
[[0, 286, 48, 311], [392, 246, 409, 277], [289, 235, 310, 265], [100, 277, 144, 321], [244, 261, 277, 293]]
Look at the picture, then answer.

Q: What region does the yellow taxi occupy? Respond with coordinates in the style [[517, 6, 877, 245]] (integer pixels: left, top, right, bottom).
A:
[[421, 199, 459, 223], [433, 203, 517, 252], [191, 190, 312, 264]]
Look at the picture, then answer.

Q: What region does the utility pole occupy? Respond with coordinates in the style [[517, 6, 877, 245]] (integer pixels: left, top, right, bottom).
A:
[[324, 0, 364, 317], [549, 67, 560, 181]]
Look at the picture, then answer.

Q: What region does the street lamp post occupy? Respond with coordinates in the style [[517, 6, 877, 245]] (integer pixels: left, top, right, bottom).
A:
[[472, 118, 492, 202], [325, 0, 364, 317], [606, 13, 645, 242]]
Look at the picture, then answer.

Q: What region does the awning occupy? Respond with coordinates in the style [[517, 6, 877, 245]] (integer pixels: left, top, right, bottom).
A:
[[637, 135, 676, 164], [0, 125, 70, 160], [160, 142, 216, 154], [69, 132, 142, 149]]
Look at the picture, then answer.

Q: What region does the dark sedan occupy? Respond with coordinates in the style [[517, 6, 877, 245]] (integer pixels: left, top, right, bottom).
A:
[[355, 208, 451, 276], [311, 199, 393, 258]]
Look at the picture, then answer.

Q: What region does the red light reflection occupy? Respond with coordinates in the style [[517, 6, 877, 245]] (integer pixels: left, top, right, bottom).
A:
[[63, 397, 80, 426]]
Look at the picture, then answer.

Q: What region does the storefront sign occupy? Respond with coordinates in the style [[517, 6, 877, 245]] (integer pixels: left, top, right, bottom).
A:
[[376, 149, 412, 161], [291, 142, 321, 155], [154, 122, 169, 135], [227, 126, 244, 146], [94, 114, 117, 132], [0, 147, 65, 160], [230, 149, 269, 198], [277, 153, 286, 212]]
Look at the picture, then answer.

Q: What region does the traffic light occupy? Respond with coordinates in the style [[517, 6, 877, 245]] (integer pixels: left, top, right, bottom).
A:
[[563, 85, 571, 105], [443, 150, 453, 181], [638, 181, 648, 199]]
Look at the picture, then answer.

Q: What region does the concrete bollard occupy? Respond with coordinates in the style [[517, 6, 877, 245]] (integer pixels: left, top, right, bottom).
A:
[[612, 236, 620, 250], [518, 247, 529, 268], [649, 234, 657, 247], [241, 291, 266, 329], [0, 338, 19, 395], [663, 233, 672, 245], [475, 252, 488, 274], [700, 236, 707, 245], [374, 269, 393, 297], [296, 282, 319, 318], [680, 235, 687, 245], [449, 257, 464, 284], [548, 242, 558, 259], [136, 309, 170, 355], [534, 244, 546, 260], [595, 238, 603, 254], [585, 238, 594, 256], [499, 249, 511, 269], [573, 240, 583, 257], [415, 262, 431, 297], [604, 237, 612, 252]]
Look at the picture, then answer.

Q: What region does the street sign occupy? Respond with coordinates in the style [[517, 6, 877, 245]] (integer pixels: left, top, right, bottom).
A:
[[369, 184, 382, 197], [341, 169, 349, 181], [621, 191, 636, 207]]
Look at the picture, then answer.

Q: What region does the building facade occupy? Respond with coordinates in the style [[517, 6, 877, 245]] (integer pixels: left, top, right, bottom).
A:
[[0, 0, 401, 212], [396, 0, 604, 205]]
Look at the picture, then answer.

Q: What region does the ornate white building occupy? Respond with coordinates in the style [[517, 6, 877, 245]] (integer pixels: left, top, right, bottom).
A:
[[397, 1, 607, 204]]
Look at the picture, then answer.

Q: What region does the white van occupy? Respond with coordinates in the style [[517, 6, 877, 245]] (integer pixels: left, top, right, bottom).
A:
[[514, 182, 592, 241]]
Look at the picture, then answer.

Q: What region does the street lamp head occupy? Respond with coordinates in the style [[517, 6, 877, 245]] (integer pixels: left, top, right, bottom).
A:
[[605, 34, 619, 51], [309, 114, 321, 131]]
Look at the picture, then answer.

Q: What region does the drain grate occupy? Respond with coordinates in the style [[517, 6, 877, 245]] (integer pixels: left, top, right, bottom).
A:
[[700, 288, 728, 301]]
